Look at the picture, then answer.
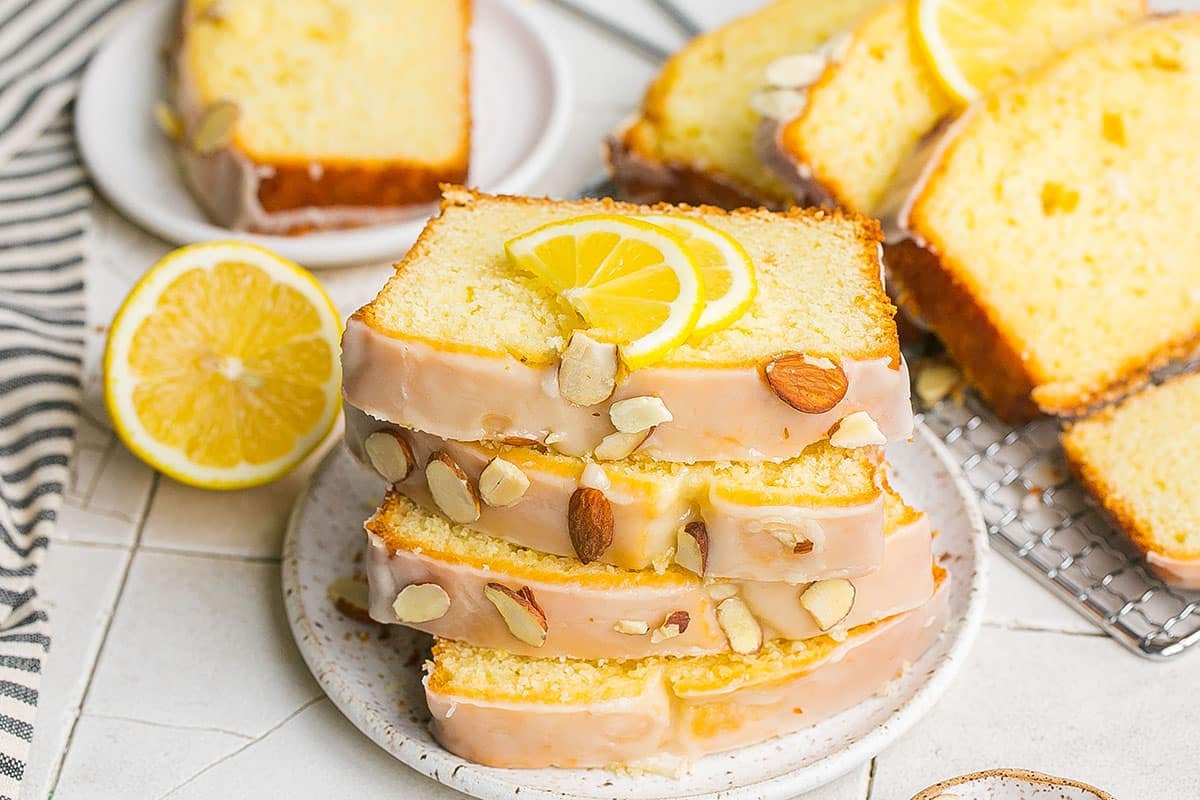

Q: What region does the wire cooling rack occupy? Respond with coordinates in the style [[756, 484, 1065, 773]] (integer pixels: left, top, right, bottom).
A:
[[578, 175, 1200, 660]]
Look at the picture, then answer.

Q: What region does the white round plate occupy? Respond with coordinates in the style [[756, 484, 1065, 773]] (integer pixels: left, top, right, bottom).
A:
[[76, 0, 570, 269], [282, 424, 987, 800]]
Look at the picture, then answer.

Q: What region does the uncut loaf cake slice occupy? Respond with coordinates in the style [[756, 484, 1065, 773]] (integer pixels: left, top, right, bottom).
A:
[[759, 0, 1143, 215], [342, 188, 912, 462], [364, 491, 934, 659], [608, 0, 885, 208], [423, 571, 949, 769], [893, 13, 1200, 420], [347, 406, 888, 583], [1063, 372, 1200, 588], [168, 0, 470, 234]]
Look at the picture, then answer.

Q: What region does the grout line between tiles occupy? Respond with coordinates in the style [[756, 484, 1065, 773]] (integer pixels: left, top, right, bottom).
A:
[[981, 620, 1106, 638], [82, 712, 254, 742], [49, 538, 131, 554], [46, 471, 162, 795], [135, 544, 282, 565], [81, 435, 118, 505]]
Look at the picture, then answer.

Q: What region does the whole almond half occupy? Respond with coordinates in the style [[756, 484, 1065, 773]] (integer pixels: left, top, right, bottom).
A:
[[478, 457, 530, 508], [764, 354, 848, 414], [717, 597, 763, 654], [675, 521, 709, 575], [191, 100, 240, 154], [425, 451, 481, 523], [483, 583, 547, 647], [558, 331, 618, 407], [593, 429, 650, 461], [799, 578, 856, 631], [364, 430, 415, 484], [392, 582, 451, 624], [764, 53, 827, 89], [609, 396, 672, 434], [828, 411, 887, 448], [567, 487, 614, 564], [650, 610, 691, 643], [154, 101, 183, 142]]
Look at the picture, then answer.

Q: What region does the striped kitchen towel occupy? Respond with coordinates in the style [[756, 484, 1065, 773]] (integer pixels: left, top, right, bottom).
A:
[[0, 0, 133, 795]]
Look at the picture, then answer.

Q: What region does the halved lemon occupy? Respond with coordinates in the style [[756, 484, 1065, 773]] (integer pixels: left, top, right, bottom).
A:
[[104, 242, 342, 490], [505, 215, 703, 370], [639, 214, 755, 341], [911, 0, 1040, 105]]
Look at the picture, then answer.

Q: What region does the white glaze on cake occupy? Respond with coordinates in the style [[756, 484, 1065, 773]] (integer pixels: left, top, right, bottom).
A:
[[345, 406, 889, 582], [423, 577, 949, 768], [363, 499, 934, 659], [341, 318, 914, 463]]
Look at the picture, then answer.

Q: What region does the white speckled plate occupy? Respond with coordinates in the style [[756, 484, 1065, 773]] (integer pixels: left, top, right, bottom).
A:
[[76, 0, 570, 268], [911, 768, 1116, 800], [282, 423, 987, 800]]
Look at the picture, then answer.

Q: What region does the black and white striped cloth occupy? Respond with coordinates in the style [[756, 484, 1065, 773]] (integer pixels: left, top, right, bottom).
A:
[[0, 0, 132, 795]]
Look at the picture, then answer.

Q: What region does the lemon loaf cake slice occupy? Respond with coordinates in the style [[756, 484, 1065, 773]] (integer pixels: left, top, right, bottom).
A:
[[760, 0, 1143, 215], [894, 13, 1200, 420], [423, 572, 948, 768], [364, 491, 933, 659], [1063, 372, 1200, 588], [342, 188, 912, 462], [167, 0, 470, 234], [608, 0, 885, 208], [347, 407, 888, 583]]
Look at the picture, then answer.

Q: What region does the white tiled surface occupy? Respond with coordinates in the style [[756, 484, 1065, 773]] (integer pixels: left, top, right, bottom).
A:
[[27, 1, 1200, 798]]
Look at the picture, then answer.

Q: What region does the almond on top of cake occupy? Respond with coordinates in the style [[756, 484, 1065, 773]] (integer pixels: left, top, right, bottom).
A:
[[166, 0, 470, 234], [608, 0, 886, 208], [421, 570, 948, 769], [894, 13, 1200, 420], [760, 0, 1143, 215], [1063, 372, 1200, 589], [342, 187, 912, 463]]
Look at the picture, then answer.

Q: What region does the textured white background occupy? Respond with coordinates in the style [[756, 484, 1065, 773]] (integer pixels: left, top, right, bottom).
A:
[[27, 1, 1200, 798]]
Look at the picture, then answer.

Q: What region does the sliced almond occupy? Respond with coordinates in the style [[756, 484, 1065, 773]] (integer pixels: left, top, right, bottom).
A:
[[567, 487, 614, 564], [500, 435, 541, 448], [675, 521, 709, 576], [750, 87, 807, 121], [707, 583, 738, 602], [153, 101, 183, 142], [764, 353, 848, 414], [613, 619, 649, 636], [717, 597, 762, 654], [799, 578, 856, 631], [764, 53, 827, 89], [558, 331, 618, 407], [190, 100, 240, 154], [327, 576, 371, 623], [425, 451, 481, 523], [828, 411, 887, 448], [483, 583, 547, 647], [765, 521, 819, 555], [593, 429, 651, 461], [609, 396, 672, 434], [914, 361, 963, 407], [392, 582, 451, 624], [650, 610, 690, 643], [478, 457, 529, 508], [364, 430, 415, 484]]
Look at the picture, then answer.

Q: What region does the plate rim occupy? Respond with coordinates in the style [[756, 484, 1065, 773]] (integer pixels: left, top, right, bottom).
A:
[[282, 422, 989, 800], [75, 0, 573, 269]]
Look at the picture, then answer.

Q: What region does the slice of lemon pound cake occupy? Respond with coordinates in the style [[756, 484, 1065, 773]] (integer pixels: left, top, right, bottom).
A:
[[342, 188, 912, 462], [168, 0, 470, 233], [609, 0, 886, 208], [762, 0, 1143, 215], [1063, 372, 1200, 588], [347, 407, 889, 583], [423, 573, 948, 769], [896, 13, 1200, 420], [366, 491, 934, 659]]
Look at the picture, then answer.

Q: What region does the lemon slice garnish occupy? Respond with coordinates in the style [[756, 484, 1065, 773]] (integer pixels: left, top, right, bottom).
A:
[[104, 242, 342, 489], [506, 214, 704, 370], [911, 0, 1041, 105], [639, 214, 755, 341]]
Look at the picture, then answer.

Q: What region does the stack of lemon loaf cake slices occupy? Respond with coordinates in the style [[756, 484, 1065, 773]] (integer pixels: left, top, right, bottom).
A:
[[340, 187, 948, 769]]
